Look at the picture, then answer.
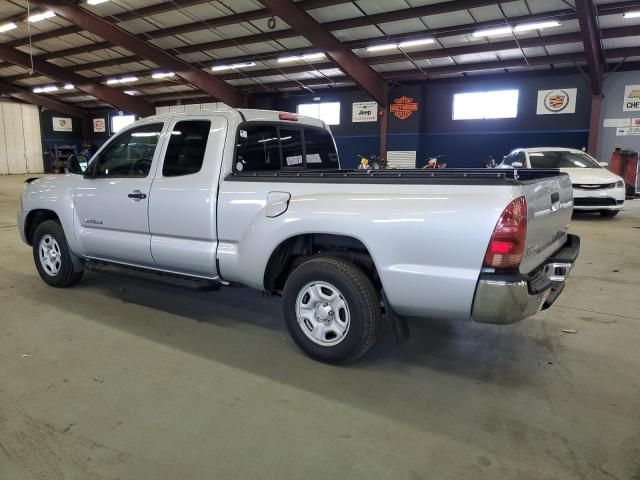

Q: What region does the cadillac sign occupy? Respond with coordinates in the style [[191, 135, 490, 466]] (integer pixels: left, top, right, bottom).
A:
[[536, 88, 577, 115]]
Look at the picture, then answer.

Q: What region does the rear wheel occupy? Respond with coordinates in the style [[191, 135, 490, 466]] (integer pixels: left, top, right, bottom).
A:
[[600, 210, 620, 217], [282, 257, 381, 364], [32, 220, 83, 287]]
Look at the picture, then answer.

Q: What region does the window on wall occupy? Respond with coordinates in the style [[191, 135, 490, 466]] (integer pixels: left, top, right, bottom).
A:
[[297, 102, 340, 125], [111, 114, 136, 134], [453, 90, 519, 120]]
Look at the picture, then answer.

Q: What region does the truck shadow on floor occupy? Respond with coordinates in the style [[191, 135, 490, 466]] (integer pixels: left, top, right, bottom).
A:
[[16, 265, 557, 389]]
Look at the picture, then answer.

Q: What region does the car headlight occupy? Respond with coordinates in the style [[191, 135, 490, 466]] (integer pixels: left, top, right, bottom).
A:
[[616, 180, 624, 188]]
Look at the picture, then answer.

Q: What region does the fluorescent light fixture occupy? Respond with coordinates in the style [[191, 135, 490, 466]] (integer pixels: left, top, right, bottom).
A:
[[398, 38, 435, 48], [151, 71, 175, 79], [623, 11, 640, 18], [301, 52, 325, 60], [28, 10, 56, 23], [107, 76, 138, 84], [211, 62, 255, 71], [87, 0, 109, 4], [514, 20, 561, 32], [277, 52, 325, 62], [63, 83, 74, 90], [277, 55, 300, 63], [0, 22, 17, 33], [366, 43, 397, 52], [33, 85, 59, 93], [472, 26, 513, 37]]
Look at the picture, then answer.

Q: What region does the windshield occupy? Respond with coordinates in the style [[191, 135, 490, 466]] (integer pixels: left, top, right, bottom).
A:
[[528, 151, 601, 169]]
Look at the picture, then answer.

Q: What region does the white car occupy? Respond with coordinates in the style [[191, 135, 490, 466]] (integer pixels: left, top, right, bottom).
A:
[[498, 147, 625, 217]]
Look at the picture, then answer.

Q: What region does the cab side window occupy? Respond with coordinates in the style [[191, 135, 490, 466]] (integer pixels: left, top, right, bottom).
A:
[[162, 121, 211, 177], [92, 123, 163, 177]]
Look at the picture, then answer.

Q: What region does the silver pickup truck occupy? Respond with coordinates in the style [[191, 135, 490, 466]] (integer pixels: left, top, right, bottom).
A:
[[18, 109, 580, 363]]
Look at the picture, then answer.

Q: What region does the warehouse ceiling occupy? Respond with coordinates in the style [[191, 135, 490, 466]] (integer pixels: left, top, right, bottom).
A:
[[0, 0, 639, 111]]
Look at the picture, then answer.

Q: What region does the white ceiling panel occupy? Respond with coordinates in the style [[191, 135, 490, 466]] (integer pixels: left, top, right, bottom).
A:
[[544, 42, 584, 55], [378, 18, 428, 35], [604, 37, 640, 49], [308, 3, 362, 22], [333, 25, 387, 42]]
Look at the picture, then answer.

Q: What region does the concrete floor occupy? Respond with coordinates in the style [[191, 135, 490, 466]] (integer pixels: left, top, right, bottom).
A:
[[0, 174, 639, 480]]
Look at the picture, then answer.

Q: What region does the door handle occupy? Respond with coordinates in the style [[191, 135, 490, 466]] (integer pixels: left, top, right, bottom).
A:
[[128, 190, 147, 200]]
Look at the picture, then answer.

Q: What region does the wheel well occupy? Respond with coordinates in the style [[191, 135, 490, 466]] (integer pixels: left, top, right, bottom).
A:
[[24, 209, 60, 245], [263, 234, 380, 293]]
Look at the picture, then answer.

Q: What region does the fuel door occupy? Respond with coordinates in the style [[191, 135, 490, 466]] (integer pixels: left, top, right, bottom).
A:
[[266, 191, 291, 218]]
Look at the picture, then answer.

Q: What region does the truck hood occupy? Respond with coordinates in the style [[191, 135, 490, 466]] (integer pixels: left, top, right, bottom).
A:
[[559, 168, 622, 184]]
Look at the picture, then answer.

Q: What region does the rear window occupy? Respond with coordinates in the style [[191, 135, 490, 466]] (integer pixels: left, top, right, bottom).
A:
[[162, 120, 210, 176], [235, 124, 338, 172]]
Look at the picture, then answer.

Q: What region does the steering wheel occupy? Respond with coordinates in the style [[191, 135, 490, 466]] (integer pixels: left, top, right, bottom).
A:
[[129, 158, 151, 175]]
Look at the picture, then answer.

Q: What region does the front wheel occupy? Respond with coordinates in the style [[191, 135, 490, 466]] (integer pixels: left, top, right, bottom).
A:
[[282, 257, 381, 364], [600, 210, 620, 217], [32, 220, 84, 287]]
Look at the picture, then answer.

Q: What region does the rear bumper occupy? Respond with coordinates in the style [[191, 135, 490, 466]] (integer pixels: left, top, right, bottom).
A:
[[471, 234, 580, 325]]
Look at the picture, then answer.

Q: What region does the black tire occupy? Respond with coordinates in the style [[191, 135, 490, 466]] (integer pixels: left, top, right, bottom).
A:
[[32, 220, 84, 288], [600, 210, 620, 217], [282, 257, 381, 364]]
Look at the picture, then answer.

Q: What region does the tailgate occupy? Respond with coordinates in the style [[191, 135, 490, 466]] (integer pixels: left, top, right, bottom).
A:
[[519, 172, 573, 274]]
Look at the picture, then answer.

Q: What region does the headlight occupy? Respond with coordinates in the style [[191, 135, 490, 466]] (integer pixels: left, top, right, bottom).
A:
[[616, 180, 624, 188]]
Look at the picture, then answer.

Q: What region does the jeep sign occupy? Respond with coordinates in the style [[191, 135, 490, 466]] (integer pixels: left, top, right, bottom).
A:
[[352, 101, 378, 122], [623, 85, 640, 112]]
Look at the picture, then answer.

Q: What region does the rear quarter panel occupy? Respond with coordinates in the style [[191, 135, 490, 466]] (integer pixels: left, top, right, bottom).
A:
[[217, 180, 515, 320]]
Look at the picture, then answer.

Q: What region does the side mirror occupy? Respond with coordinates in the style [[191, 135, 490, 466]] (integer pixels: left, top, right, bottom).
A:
[[599, 162, 609, 167], [511, 161, 524, 168]]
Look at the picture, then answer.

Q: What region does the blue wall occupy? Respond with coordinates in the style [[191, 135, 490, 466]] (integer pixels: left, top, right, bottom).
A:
[[251, 70, 592, 169]]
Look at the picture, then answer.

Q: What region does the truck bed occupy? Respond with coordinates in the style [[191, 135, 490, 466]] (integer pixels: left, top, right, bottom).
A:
[[226, 168, 568, 185]]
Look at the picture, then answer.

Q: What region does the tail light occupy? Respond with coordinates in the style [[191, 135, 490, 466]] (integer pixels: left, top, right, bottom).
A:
[[483, 196, 527, 269]]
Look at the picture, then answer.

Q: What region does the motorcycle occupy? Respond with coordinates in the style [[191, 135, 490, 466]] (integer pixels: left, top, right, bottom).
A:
[[358, 154, 388, 170], [423, 154, 447, 169]]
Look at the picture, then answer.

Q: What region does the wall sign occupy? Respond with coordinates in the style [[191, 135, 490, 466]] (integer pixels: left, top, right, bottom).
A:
[[52, 117, 72, 132], [352, 101, 378, 122], [390, 96, 418, 120], [623, 85, 640, 112], [93, 118, 106, 133], [536, 88, 577, 115], [616, 127, 640, 136], [603, 118, 631, 128]]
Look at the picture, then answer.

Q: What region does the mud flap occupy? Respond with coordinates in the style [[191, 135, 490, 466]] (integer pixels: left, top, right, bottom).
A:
[[382, 290, 410, 345]]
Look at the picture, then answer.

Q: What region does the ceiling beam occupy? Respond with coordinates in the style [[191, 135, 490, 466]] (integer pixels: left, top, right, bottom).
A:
[[0, 44, 154, 117], [10, 24, 639, 100], [4, 0, 512, 75], [2, 0, 215, 48], [0, 82, 86, 118], [4, 0, 639, 76], [28, 0, 246, 107], [258, 0, 388, 105], [575, 0, 605, 95]]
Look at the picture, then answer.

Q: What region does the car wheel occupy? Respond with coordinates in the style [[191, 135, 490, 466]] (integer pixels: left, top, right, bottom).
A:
[[600, 210, 620, 218], [282, 257, 382, 364], [32, 220, 84, 288]]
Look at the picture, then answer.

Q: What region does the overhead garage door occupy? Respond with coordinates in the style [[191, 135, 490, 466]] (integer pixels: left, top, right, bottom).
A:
[[0, 102, 44, 174]]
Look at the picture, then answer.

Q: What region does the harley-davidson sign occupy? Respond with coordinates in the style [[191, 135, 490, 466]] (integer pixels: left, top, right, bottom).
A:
[[390, 96, 418, 120]]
